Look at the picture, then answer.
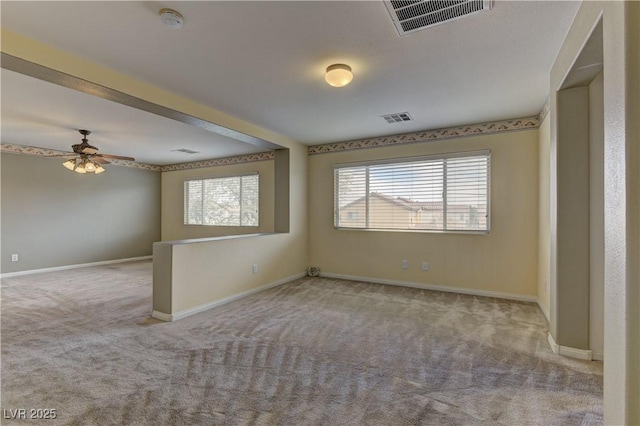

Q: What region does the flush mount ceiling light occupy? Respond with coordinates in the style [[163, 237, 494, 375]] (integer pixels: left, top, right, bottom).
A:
[[159, 8, 184, 29], [325, 64, 353, 88]]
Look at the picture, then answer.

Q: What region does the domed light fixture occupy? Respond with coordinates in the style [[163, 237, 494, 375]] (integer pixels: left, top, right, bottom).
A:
[[325, 64, 353, 88]]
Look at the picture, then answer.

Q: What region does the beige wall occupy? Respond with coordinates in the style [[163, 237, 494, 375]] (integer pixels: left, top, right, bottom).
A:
[[537, 113, 551, 320], [541, 71, 605, 355], [553, 86, 591, 350], [155, 141, 308, 316], [2, 29, 310, 315], [550, 2, 639, 423], [309, 129, 538, 299], [589, 71, 604, 361], [629, 2, 640, 422], [1, 153, 160, 273], [161, 160, 275, 241]]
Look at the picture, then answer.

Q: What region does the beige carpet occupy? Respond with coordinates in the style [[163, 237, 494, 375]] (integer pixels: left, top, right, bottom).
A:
[[1, 260, 602, 425]]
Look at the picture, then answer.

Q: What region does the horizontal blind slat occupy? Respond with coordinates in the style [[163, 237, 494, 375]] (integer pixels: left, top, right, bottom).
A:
[[184, 174, 259, 227], [335, 151, 489, 232]]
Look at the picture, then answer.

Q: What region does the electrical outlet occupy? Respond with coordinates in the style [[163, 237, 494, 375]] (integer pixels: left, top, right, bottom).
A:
[[11, 254, 19, 262], [252, 264, 258, 274], [422, 261, 429, 271], [402, 260, 408, 269]]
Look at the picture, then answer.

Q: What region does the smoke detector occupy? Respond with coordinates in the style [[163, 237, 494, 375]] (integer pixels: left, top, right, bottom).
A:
[[159, 8, 184, 29]]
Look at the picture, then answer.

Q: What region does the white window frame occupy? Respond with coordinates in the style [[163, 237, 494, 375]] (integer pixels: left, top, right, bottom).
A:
[[184, 172, 259, 227], [333, 150, 491, 233]]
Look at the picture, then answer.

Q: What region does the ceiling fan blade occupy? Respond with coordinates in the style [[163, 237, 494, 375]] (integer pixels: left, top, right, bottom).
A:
[[92, 157, 110, 164], [98, 153, 135, 161], [45, 153, 77, 158]]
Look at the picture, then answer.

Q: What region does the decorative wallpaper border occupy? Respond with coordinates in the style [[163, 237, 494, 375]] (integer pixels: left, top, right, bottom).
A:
[[160, 151, 275, 172], [539, 98, 550, 122], [108, 159, 162, 171], [1, 144, 275, 172], [3, 114, 545, 168], [307, 116, 540, 155], [1, 144, 163, 171]]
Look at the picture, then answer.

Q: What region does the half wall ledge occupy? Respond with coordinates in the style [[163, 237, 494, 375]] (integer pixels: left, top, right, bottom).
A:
[[152, 233, 303, 321]]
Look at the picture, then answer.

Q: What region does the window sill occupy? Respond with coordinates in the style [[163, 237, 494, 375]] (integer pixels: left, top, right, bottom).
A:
[[333, 227, 490, 235]]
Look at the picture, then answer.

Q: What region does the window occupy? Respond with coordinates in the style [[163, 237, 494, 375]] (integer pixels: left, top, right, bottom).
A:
[[184, 174, 259, 226], [334, 150, 490, 232]]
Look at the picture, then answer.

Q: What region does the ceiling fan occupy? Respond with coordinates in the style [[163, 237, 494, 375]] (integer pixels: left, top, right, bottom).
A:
[[57, 130, 135, 174]]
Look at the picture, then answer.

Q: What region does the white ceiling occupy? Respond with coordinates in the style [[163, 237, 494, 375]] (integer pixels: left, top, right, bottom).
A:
[[1, 69, 266, 165], [1, 1, 580, 161]]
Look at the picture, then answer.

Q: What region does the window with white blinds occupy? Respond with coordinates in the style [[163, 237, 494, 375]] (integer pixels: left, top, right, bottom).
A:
[[334, 151, 490, 232], [184, 174, 259, 227]]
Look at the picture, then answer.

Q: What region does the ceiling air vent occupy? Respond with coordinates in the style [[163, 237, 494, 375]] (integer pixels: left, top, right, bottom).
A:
[[382, 112, 413, 124], [384, 0, 492, 36]]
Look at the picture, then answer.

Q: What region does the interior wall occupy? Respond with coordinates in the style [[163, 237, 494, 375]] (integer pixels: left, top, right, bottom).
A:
[[628, 2, 640, 422], [1, 153, 161, 273], [538, 113, 551, 320], [161, 159, 275, 241], [553, 86, 591, 351], [155, 141, 308, 316], [1, 28, 310, 308], [549, 2, 639, 423], [589, 71, 604, 361], [309, 129, 539, 299]]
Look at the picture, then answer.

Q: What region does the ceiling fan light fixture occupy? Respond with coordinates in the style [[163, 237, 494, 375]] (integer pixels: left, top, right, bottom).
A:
[[62, 159, 76, 170], [74, 163, 87, 174], [325, 64, 353, 88], [63, 130, 133, 174]]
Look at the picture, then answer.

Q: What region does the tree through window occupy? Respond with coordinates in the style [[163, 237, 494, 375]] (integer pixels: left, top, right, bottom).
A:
[[184, 174, 259, 226]]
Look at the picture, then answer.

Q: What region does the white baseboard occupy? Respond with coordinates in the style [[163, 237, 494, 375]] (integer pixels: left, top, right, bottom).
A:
[[537, 301, 550, 323], [152, 271, 307, 322], [0, 256, 153, 279], [547, 332, 593, 361], [319, 272, 538, 303], [150, 310, 173, 322]]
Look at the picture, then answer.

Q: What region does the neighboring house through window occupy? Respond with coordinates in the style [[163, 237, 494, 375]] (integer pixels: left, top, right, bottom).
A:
[[184, 174, 259, 226], [334, 150, 490, 232]]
